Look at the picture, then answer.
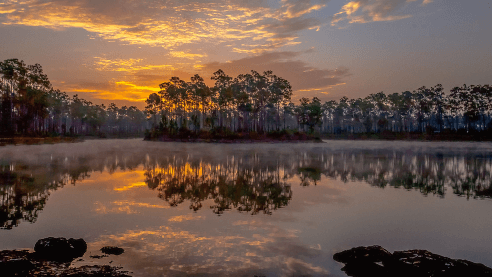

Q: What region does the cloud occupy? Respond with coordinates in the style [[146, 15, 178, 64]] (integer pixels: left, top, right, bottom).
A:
[[62, 80, 158, 104], [89, 222, 328, 276], [74, 56, 203, 105], [80, 50, 350, 104], [94, 200, 169, 214], [264, 16, 321, 39], [331, 0, 431, 27], [114, 182, 148, 192], [0, 0, 336, 105], [168, 214, 203, 222], [281, 0, 329, 19], [0, 0, 328, 53], [169, 51, 206, 59], [92, 57, 175, 73], [201, 50, 350, 98], [49, 50, 348, 106]]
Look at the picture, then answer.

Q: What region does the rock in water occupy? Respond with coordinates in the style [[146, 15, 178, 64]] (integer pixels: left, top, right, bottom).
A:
[[333, 245, 392, 264], [392, 249, 492, 277], [68, 238, 88, 257], [0, 250, 34, 276], [334, 246, 492, 277], [333, 245, 394, 277], [1, 242, 130, 276], [101, 246, 125, 255], [34, 237, 87, 262]]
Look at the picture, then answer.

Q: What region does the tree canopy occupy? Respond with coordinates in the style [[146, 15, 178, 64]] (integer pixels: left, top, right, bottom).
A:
[[2, 58, 491, 139], [0, 59, 147, 137], [146, 69, 492, 137]]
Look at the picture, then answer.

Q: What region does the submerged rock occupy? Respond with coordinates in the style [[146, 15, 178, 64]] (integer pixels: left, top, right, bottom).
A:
[[101, 246, 125, 256], [34, 237, 87, 262], [333, 245, 392, 264], [334, 246, 492, 277], [0, 250, 35, 276], [0, 249, 130, 277]]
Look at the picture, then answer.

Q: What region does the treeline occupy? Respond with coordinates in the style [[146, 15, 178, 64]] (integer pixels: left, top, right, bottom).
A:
[[0, 59, 147, 137], [316, 84, 492, 134], [3, 58, 490, 138], [145, 69, 293, 135], [146, 71, 492, 136]]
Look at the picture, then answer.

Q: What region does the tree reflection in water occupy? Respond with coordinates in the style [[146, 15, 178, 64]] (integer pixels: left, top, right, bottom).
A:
[[0, 158, 92, 229], [315, 151, 492, 199], [144, 159, 292, 215], [0, 164, 44, 229], [1, 146, 492, 228]]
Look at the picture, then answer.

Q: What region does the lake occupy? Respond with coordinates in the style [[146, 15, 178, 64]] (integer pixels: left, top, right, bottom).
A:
[[1, 139, 491, 276]]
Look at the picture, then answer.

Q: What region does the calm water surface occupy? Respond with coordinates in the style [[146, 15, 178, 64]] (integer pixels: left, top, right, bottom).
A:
[[1, 139, 492, 276]]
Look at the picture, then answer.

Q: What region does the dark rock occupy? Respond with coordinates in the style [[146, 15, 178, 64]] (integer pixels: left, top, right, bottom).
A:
[[34, 237, 87, 262], [333, 246, 394, 277], [334, 246, 492, 277], [0, 250, 35, 276], [1, 249, 130, 277], [340, 261, 393, 277], [392, 250, 492, 277], [392, 249, 457, 276], [62, 265, 132, 277], [333, 245, 392, 265], [0, 260, 34, 276], [91, 254, 109, 259], [69, 238, 88, 257], [101, 246, 124, 256]]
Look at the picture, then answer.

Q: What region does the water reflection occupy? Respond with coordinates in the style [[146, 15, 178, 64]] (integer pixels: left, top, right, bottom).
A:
[[0, 163, 72, 229], [0, 154, 95, 229], [144, 160, 292, 215], [316, 151, 492, 199], [86, 221, 328, 277], [1, 142, 492, 229]]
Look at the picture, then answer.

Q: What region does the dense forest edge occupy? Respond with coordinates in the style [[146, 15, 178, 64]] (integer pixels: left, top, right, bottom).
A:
[[1, 58, 492, 143], [0, 59, 147, 143]]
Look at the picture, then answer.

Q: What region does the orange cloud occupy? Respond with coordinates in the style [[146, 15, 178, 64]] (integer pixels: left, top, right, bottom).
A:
[[94, 200, 169, 214], [0, 0, 327, 53], [93, 57, 144, 72], [169, 51, 206, 59], [114, 181, 148, 191], [91, 223, 328, 276], [282, 0, 328, 19], [70, 56, 210, 106], [65, 80, 158, 104], [168, 214, 203, 222], [1, 1, 336, 105], [332, 0, 430, 27]]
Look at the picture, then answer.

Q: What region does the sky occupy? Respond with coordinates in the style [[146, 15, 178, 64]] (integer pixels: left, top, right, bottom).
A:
[[0, 0, 490, 109]]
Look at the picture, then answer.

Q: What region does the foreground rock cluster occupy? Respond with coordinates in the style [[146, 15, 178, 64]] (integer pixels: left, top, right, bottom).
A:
[[334, 245, 492, 277], [0, 237, 130, 277]]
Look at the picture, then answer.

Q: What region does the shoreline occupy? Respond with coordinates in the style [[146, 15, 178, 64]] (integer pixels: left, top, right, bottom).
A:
[[0, 136, 82, 146], [2, 130, 492, 146], [144, 137, 324, 143], [321, 131, 492, 142], [0, 135, 146, 146]]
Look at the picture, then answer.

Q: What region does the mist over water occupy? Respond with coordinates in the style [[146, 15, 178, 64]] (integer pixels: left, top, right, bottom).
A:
[[1, 139, 491, 276]]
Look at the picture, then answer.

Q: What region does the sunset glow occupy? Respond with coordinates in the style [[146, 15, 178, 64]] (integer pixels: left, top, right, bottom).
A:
[[0, 0, 489, 108]]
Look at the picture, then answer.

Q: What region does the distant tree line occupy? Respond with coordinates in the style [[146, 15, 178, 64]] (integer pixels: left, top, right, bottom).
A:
[[316, 84, 492, 134], [0, 59, 147, 137], [146, 71, 492, 136], [145, 69, 293, 135], [3, 59, 490, 138]]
